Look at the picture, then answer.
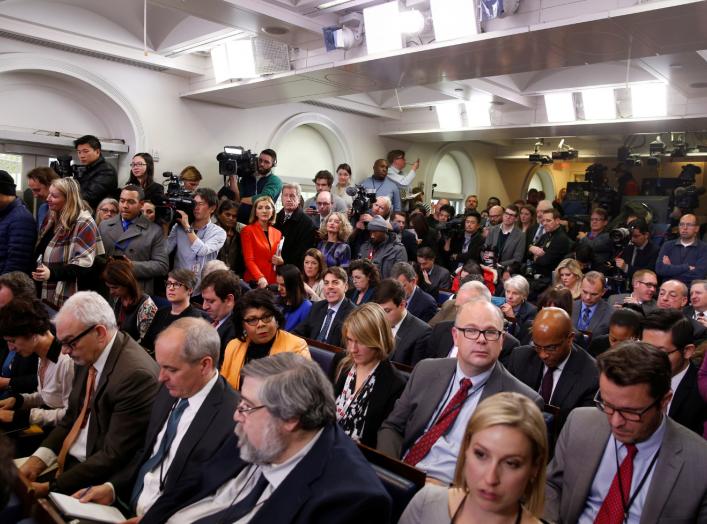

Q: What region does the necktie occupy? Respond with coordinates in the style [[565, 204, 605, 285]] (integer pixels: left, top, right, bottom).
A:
[[540, 367, 556, 404], [212, 318, 220, 327], [57, 366, 97, 475], [580, 306, 591, 331], [316, 309, 335, 342], [404, 378, 473, 466], [122, 220, 130, 232], [533, 225, 544, 243], [131, 398, 190, 507], [462, 235, 471, 253], [594, 444, 638, 524], [193, 472, 269, 524], [284, 213, 291, 221]]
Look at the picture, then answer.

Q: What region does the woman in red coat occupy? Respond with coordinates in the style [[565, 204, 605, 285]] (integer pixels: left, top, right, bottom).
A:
[[241, 196, 282, 288]]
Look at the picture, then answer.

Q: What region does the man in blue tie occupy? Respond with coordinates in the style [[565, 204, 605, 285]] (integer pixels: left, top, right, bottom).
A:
[[74, 317, 239, 520], [571, 271, 612, 347]]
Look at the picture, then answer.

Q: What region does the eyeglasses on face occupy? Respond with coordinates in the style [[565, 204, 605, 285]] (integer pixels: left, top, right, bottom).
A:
[[243, 314, 274, 326], [454, 326, 502, 341], [130, 162, 147, 168], [532, 336, 569, 353], [236, 401, 266, 416], [58, 324, 97, 350], [636, 281, 657, 289], [593, 391, 659, 422], [165, 280, 186, 289]]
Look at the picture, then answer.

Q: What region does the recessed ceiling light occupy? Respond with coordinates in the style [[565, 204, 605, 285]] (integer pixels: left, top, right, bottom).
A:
[[690, 81, 707, 89], [262, 26, 289, 36]]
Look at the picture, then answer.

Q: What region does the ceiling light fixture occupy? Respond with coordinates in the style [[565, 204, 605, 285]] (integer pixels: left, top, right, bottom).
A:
[[430, 0, 477, 42], [210, 38, 257, 83], [581, 87, 616, 120], [317, 0, 351, 9], [399, 9, 425, 34], [544, 92, 575, 123], [363, 2, 403, 54], [465, 93, 493, 126], [631, 83, 667, 118], [436, 103, 463, 129]]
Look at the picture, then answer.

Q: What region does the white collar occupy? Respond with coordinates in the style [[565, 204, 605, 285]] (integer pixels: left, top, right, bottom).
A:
[[260, 428, 324, 489]]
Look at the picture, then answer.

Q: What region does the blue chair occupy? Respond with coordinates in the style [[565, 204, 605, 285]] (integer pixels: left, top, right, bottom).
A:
[[437, 290, 453, 306]]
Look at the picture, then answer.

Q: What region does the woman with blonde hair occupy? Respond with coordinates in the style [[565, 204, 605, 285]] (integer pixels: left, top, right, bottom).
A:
[[553, 258, 583, 300], [32, 178, 105, 309], [240, 196, 282, 288], [317, 211, 353, 269], [400, 392, 548, 524], [333, 303, 406, 447]]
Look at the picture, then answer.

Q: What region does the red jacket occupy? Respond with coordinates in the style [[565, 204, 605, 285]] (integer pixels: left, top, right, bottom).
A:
[[241, 223, 282, 284]]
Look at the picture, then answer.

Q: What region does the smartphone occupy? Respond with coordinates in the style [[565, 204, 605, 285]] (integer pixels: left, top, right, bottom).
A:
[[491, 296, 506, 307], [36, 254, 43, 268], [309, 204, 316, 210]]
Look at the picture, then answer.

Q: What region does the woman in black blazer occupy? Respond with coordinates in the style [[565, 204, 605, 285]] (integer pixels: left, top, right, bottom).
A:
[[333, 303, 407, 448]]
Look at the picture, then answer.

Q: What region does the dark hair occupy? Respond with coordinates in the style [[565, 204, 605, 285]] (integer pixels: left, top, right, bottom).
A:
[[506, 204, 520, 216], [336, 163, 352, 176], [313, 170, 334, 187], [102, 258, 141, 303], [127, 152, 155, 187], [194, 187, 218, 208], [461, 260, 482, 277], [372, 278, 406, 307], [121, 184, 145, 201], [537, 286, 573, 316], [464, 210, 482, 224], [410, 213, 430, 240], [598, 342, 671, 401], [218, 199, 239, 215], [304, 248, 327, 280], [0, 299, 51, 336], [200, 269, 241, 302], [260, 148, 277, 163], [0, 434, 15, 509], [27, 166, 58, 187], [629, 218, 650, 234], [417, 246, 436, 261], [386, 149, 405, 164], [276, 264, 306, 308], [439, 204, 456, 217], [487, 196, 501, 207], [74, 135, 101, 150], [232, 288, 285, 342], [0, 271, 36, 301], [609, 308, 642, 335], [542, 208, 561, 220], [349, 259, 381, 288], [168, 269, 197, 291], [574, 242, 594, 264], [642, 309, 693, 351], [392, 211, 407, 222], [323, 265, 348, 283]]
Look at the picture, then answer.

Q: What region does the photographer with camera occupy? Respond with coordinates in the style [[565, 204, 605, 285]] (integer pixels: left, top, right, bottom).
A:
[[613, 218, 658, 283], [167, 187, 226, 295], [483, 204, 526, 268], [223, 148, 283, 224], [575, 207, 613, 270], [72, 135, 118, 211], [303, 170, 348, 219], [656, 213, 707, 287], [441, 211, 484, 271], [359, 159, 401, 212]]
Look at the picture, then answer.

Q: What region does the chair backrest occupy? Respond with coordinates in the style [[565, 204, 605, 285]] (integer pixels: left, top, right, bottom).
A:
[[391, 361, 412, 383], [437, 290, 453, 306], [357, 443, 425, 522], [305, 337, 343, 378]]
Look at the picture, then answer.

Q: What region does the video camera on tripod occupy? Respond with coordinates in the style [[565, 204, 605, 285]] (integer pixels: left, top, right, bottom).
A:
[[49, 154, 87, 179]]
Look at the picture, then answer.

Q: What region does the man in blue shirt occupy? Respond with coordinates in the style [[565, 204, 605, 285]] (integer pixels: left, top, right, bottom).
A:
[[656, 213, 707, 286], [359, 159, 401, 212]]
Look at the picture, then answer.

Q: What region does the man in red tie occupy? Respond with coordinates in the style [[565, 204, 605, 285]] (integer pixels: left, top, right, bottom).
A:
[[544, 342, 707, 523], [377, 299, 543, 484]]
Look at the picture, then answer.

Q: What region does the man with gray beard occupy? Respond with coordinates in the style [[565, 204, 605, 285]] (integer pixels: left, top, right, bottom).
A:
[[143, 353, 391, 524]]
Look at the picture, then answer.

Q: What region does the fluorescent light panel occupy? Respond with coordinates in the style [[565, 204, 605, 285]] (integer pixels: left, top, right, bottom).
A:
[[581, 87, 616, 120], [210, 39, 257, 83], [363, 2, 402, 54], [430, 0, 477, 42], [631, 83, 667, 118], [399, 10, 425, 34], [436, 103, 463, 129], [544, 92, 575, 123], [317, 0, 350, 9], [465, 94, 492, 126]]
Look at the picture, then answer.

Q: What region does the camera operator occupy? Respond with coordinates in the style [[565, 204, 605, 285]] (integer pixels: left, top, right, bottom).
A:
[[613, 218, 658, 283], [348, 195, 392, 259], [72, 135, 118, 211], [656, 213, 707, 287], [223, 148, 283, 224], [576, 207, 613, 270], [442, 211, 484, 271], [483, 204, 526, 268], [359, 159, 401, 212], [527, 208, 573, 296]]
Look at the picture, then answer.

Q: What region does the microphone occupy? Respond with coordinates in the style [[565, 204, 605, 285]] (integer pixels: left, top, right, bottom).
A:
[[345, 186, 358, 197]]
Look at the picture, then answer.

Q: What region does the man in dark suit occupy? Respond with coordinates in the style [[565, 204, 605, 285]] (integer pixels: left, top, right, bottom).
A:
[[74, 317, 239, 518], [545, 343, 707, 523], [443, 211, 484, 271], [613, 218, 659, 283], [391, 261, 438, 323], [19, 292, 160, 496], [273, 183, 316, 270], [391, 211, 418, 261], [483, 205, 526, 267], [416, 247, 451, 294], [293, 266, 355, 347], [142, 354, 391, 524], [199, 269, 241, 365], [571, 271, 613, 346], [575, 207, 613, 271], [506, 307, 599, 429], [528, 208, 572, 287], [641, 309, 707, 435], [606, 268, 658, 315], [378, 300, 543, 484], [372, 279, 431, 366]]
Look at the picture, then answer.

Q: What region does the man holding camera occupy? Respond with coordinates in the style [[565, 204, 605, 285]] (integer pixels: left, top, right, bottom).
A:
[[303, 170, 347, 219], [359, 159, 401, 212], [483, 204, 526, 268], [614, 218, 658, 283], [73, 135, 118, 211], [224, 149, 283, 224]]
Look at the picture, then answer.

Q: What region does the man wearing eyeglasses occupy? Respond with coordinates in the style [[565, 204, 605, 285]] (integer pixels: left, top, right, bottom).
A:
[[614, 218, 658, 283], [19, 292, 159, 497], [607, 269, 658, 315], [545, 343, 707, 523], [656, 213, 707, 286], [506, 307, 599, 430], [377, 299, 542, 484], [482, 204, 526, 267]]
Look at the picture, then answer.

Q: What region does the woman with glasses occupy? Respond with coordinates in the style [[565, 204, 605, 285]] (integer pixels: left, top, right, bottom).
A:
[[0, 299, 74, 439], [275, 264, 312, 331], [317, 211, 352, 269], [33, 178, 105, 310], [333, 303, 406, 447], [95, 198, 119, 225], [348, 259, 380, 305], [241, 196, 283, 288], [221, 289, 309, 389], [101, 258, 157, 344], [400, 392, 548, 524], [140, 269, 206, 354], [127, 152, 164, 204], [552, 258, 583, 300]]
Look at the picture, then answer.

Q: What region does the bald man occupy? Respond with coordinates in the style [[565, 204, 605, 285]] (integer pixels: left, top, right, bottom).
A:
[[656, 212, 707, 286], [505, 307, 599, 429]]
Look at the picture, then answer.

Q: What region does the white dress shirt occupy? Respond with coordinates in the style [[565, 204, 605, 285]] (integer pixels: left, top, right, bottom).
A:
[[22, 351, 74, 427], [391, 309, 408, 338]]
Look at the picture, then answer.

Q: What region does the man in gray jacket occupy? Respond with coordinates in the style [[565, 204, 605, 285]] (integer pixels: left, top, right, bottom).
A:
[[358, 215, 407, 279], [483, 204, 526, 267]]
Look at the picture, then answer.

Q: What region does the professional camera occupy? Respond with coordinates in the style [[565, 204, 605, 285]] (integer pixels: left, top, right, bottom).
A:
[[216, 146, 258, 178], [49, 154, 87, 179], [609, 227, 631, 249], [673, 164, 705, 213], [434, 216, 465, 238], [155, 171, 194, 225], [346, 184, 377, 223]]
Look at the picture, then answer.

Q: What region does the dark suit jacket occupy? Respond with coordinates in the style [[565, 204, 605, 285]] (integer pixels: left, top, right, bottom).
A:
[[216, 315, 237, 366], [681, 306, 707, 341], [292, 298, 356, 348], [43, 331, 160, 494], [571, 299, 612, 338], [421, 320, 520, 368], [443, 231, 483, 270], [669, 363, 707, 436], [390, 312, 432, 366], [533, 228, 573, 278], [334, 359, 407, 448], [484, 225, 526, 267], [505, 345, 599, 427], [377, 359, 543, 460], [111, 376, 239, 511], [274, 208, 317, 270], [545, 408, 707, 523], [425, 264, 451, 293], [587, 334, 611, 358], [621, 241, 659, 283], [142, 423, 392, 524], [505, 301, 537, 343], [406, 286, 438, 323]]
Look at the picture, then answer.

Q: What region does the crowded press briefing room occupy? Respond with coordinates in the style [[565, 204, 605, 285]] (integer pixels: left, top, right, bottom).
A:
[[1, 0, 707, 523]]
